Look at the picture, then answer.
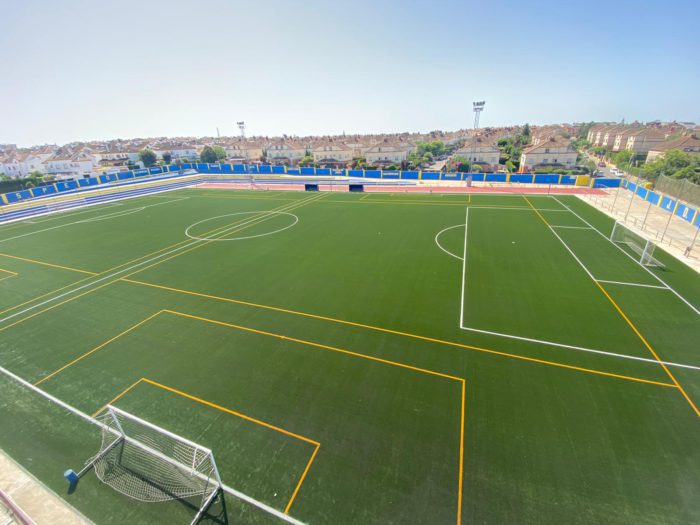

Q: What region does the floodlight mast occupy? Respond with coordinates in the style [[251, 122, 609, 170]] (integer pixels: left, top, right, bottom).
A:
[[237, 121, 246, 139], [471, 101, 486, 173]]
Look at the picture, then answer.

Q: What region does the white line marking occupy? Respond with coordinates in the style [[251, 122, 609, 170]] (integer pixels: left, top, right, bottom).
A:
[[458, 324, 700, 371], [459, 208, 469, 328], [185, 211, 299, 242], [0, 364, 306, 525], [550, 225, 593, 230], [0, 193, 325, 326], [596, 280, 670, 290], [434, 224, 464, 261], [0, 197, 188, 244], [552, 196, 699, 316], [459, 201, 700, 372], [546, 223, 598, 280]]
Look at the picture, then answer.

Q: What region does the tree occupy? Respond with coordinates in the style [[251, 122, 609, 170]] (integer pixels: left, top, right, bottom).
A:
[[643, 149, 699, 183], [611, 149, 634, 171], [162, 152, 172, 164], [212, 145, 227, 161], [199, 146, 218, 163], [138, 148, 157, 168], [298, 155, 315, 167], [522, 123, 530, 137], [449, 155, 471, 172], [576, 122, 596, 140]]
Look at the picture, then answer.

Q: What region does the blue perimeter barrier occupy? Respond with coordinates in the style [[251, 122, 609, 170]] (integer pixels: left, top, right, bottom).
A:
[[620, 179, 699, 227]]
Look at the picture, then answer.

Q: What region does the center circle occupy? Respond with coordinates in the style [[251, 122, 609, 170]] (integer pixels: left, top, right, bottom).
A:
[[184, 211, 299, 242]]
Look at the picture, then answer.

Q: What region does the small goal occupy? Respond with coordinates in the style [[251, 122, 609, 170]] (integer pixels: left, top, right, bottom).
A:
[[610, 221, 664, 267], [66, 406, 222, 524]]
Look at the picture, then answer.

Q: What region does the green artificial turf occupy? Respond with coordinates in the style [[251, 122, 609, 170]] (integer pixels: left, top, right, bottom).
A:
[[0, 188, 698, 524]]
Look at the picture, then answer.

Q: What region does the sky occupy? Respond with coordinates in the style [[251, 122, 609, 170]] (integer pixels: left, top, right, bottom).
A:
[[1, 0, 698, 147]]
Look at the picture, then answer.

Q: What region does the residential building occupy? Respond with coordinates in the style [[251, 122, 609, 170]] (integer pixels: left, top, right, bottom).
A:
[[265, 140, 307, 165], [453, 138, 500, 171], [519, 137, 577, 172], [364, 142, 409, 165], [45, 147, 99, 178], [312, 141, 353, 166], [624, 129, 665, 154], [646, 134, 700, 162], [224, 139, 264, 162]]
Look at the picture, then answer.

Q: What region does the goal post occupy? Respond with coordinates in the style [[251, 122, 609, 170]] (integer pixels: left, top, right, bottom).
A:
[[67, 405, 222, 525], [610, 220, 664, 267]]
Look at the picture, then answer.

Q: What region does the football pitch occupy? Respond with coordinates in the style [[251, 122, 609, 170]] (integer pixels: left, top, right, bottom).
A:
[[0, 187, 698, 524]]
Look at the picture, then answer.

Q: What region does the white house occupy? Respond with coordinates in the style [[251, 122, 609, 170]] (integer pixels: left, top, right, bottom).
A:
[[312, 141, 353, 166], [454, 138, 501, 170], [519, 137, 577, 171], [45, 148, 99, 178], [0, 149, 53, 178], [265, 140, 307, 164], [364, 142, 409, 165]]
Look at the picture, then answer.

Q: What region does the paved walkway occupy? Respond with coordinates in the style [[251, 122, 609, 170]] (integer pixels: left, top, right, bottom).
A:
[[578, 189, 700, 273], [0, 450, 92, 525]]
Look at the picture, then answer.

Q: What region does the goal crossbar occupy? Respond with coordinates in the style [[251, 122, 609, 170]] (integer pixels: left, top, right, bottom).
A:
[[610, 220, 664, 267], [0, 364, 305, 525]]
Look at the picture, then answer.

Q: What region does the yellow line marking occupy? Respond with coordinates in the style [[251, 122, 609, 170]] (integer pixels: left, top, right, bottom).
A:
[[34, 311, 162, 385], [457, 380, 465, 524], [1, 193, 326, 333], [141, 378, 320, 446], [161, 310, 464, 520], [165, 309, 465, 382], [122, 279, 676, 389], [523, 196, 698, 416], [595, 281, 700, 417], [38, 307, 465, 520], [140, 378, 321, 515], [0, 274, 96, 316], [285, 443, 320, 514], [0, 252, 97, 275], [195, 194, 298, 202], [92, 378, 144, 417], [0, 268, 18, 283]]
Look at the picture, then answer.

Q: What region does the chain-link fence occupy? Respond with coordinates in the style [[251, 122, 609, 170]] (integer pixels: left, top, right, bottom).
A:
[[655, 174, 700, 208]]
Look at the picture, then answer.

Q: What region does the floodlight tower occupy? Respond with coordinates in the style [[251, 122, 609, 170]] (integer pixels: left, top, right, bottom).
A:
[[471, 101, 486, 172], [237, 121, 246, 139]]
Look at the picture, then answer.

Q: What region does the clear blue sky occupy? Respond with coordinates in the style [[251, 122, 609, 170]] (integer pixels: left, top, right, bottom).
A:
[[2, 0, 698, 146]]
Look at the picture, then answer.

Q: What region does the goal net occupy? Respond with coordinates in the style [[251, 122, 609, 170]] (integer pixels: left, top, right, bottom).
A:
[[88, 406, 222, 524], [610, 221, 663, 267]]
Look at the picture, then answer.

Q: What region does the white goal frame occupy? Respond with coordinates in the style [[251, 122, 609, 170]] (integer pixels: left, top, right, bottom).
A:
[[80, 405, 223, 525], [610, 220, 664, 267]]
